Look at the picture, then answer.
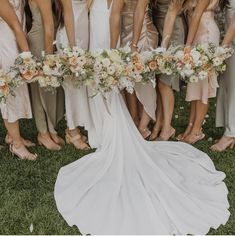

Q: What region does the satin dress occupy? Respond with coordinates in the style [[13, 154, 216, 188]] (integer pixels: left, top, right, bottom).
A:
[[151, 0, 187, 91], [0, 0, 32, 122], [216, 0, 235, 137], [56, 0, 92, 131], [54, 0, 230, 234], [27, 1, 65, 134], [120, 0, 158, 120], [186, 0, 220, 104]]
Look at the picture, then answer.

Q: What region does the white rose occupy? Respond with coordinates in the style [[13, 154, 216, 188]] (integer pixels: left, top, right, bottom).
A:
[[213, 57, 223, 67], [198, 71, 208, 80], [102, 58, 111, 67], [107, 66, 116, 75], [20, 51, 32, 59], [189, 75, 199, 83]]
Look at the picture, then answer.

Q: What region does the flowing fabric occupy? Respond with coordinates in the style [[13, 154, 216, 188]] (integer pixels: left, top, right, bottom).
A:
[[54, 0, 230, 234]]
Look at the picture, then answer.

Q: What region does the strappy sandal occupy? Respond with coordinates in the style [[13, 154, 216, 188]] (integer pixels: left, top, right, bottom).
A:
[[10, 144, 37, 161], [65, 130, 90, 150]]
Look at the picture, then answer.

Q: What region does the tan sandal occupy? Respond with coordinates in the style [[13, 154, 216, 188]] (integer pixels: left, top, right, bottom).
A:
[[5, 134, 35, 147], [65, 130, 90, 150], [10, 144, 37, 161], [210, 136, 235, 152]]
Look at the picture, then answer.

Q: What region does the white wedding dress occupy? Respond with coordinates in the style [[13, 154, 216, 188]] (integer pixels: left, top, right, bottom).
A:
[[54, 0, 230, 234]]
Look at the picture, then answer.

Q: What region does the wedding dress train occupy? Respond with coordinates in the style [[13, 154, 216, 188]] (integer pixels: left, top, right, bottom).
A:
[[54, 0, 230, 234], [55, 92, 230, 234]]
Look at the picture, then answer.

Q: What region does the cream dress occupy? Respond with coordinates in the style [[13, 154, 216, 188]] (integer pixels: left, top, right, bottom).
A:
[[0, 0, 32, 122], [56, 0, 92, 130]]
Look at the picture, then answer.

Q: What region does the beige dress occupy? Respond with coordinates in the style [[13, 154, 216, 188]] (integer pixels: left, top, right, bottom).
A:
[[56, 0, 92, 130], [151, 0, 187, 91], [120, 0, 158, 120], [186, 0, 220, 104], [216, 0, 235, 137], [0, 0, 32, 123], [27, 1, 64, 134]]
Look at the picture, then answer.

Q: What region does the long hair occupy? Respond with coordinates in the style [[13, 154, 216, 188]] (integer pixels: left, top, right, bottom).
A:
[[24, 0, 64, 32], [220, 0, 229, 9], [52, 0, 64, 30]]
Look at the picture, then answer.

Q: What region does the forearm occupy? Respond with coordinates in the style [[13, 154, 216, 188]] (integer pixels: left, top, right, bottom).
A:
[[162, 10, 178, 48], [64, 13, 76, 47], [132, 7, 146, 46], [223, 15, 235, 45], [110, 14, 121, 49], [15, 30, 29, 52]]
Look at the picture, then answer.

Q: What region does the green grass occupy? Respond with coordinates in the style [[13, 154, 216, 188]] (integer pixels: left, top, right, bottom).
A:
[[0, 92, 234, 235]]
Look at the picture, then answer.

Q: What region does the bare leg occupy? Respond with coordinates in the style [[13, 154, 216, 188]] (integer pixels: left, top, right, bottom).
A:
[[138, 108, 151, 139], [158, 80, 175, 140], [177, 101, 196, 141], [150, 87, 163, 140], [184, 100, 208, 144], [125, 91, 139, 126], [38, 132, 61, 151]]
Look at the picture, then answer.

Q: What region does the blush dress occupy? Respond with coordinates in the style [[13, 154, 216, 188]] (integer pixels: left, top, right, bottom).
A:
[[186, 0, 220, 104], [0, 0, 32, 122]]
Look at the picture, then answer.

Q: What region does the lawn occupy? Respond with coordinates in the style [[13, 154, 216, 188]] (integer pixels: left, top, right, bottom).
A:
[[0, 92, 234, 235]]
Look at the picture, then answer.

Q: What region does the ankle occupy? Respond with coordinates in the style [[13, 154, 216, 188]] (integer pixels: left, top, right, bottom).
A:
[[68, 128, 80, 137]]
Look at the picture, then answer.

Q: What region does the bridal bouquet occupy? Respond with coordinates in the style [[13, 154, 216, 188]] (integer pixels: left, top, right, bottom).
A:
[[9, 51, 39, 86], [91, 49, 125, 94], [148, 47, 176, 76], [0, 70, 14, 103], [37, 54, 65, 90], [174, 45, 213, 83], [209, 45, 234, 73], [59, 46, 94, 87], [119, 47, 154, 94]]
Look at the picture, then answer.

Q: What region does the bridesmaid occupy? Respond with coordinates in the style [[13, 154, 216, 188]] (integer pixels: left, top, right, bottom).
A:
[[25, 0, 65, 151], [110, 0, 158, 139], [150, 0, 187, 141], [0, 0, 37, 160], [56, 0, 90, 150], [211, 0, 235, 152], [181, 0, 220, 144]]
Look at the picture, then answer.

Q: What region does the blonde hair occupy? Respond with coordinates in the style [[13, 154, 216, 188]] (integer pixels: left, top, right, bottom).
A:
[[87, 0, 93, 10]]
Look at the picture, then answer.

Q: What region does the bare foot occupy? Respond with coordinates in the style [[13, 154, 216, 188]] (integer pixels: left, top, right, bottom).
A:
[[177, 123, 193, 141], [138, 127, 151, 140], [149, 123, 162, 141], [157, 127, 176, 141], [183, 132, 205, 145], [50, 133, 65, 146], [38, 133, 61, 151], [5, 134, 35, 147], [65, 130, 90, 150]]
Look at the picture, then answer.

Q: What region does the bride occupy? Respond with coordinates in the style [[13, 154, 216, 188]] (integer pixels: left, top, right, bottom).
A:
[[54, 0, 230, 234]]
